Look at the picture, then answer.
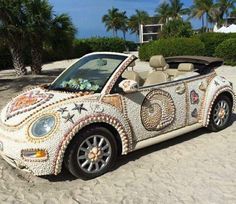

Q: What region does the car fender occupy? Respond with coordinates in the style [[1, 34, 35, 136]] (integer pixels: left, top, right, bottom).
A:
[[201, 75, 235, 127], [53, 100, 133, 175]]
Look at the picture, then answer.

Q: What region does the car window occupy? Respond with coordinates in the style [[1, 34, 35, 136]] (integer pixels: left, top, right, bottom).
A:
[[49, 54, 127, 92]]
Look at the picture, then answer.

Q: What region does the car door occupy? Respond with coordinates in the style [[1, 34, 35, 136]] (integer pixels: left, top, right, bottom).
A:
[[121, 80, 188, 144], [184, 75, 210, 125]]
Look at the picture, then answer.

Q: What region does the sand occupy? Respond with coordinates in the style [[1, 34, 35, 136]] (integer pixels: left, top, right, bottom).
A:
[[0, 59, 236, 204]]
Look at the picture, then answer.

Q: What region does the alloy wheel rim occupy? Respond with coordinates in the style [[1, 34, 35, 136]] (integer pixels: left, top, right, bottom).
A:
[[213, 100, 230, 127], [77, 135, 112, 173]]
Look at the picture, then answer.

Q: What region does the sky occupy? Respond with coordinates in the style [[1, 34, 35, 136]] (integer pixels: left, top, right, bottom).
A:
[[49, 0, 199, 41]]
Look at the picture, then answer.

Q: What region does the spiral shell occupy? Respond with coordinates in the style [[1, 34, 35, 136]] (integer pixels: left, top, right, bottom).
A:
[[141, 90, 176, 131]]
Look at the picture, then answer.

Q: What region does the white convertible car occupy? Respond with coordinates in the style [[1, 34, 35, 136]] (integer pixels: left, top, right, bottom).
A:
[[0, 52, 235, 179]]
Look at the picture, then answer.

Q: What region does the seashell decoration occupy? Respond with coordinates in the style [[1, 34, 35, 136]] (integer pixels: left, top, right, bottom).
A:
[[141, 90, 176, 131]]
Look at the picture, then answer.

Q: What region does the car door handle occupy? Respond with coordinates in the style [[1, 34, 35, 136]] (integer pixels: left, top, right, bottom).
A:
[[176, 85, 185, 95]]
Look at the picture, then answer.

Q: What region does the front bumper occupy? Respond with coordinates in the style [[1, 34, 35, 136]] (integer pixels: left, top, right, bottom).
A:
[[0, 129, 58, 176], [0, 152, 31, 173]]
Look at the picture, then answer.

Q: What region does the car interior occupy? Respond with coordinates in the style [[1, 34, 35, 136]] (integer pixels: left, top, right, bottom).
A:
[[122, 55, 200, 87]]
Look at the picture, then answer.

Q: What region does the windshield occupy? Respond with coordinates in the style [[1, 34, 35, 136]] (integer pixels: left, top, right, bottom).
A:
[[49, 54, 127, 92]]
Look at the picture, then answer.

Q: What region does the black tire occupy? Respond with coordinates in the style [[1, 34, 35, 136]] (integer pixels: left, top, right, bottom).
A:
[[64, 126, 118, 180], [207, 95, 232, 132]]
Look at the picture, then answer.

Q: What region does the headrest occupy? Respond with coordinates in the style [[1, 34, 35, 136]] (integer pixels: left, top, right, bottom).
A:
[[149, 55, 168, 71], [177, 63, 194, 72]]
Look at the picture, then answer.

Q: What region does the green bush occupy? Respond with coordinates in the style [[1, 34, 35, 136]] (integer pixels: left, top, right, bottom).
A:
[[197, 32, 236, 56], [161, 19, 193, 38], [72, 39, 92, 58], [215, 38, 236, 65], [139, 37, 205, 61], [125, 40, 138, 51], [0, 45, 12, 70], [72, 37, 137, 58]]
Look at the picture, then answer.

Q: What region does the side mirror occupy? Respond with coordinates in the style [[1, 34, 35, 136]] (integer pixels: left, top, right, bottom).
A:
[[119, 79, 139, 93]]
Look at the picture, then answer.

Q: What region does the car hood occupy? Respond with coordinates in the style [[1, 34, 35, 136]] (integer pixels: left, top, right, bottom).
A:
[[0, 86, 95, 127]]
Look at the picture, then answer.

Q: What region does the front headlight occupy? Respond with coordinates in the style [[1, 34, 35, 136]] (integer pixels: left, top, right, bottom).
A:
[[31, 115, 56, 138]]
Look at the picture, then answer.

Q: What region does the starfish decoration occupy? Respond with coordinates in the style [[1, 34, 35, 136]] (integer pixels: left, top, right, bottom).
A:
[[57, 107, 68, 114], [62, 113, 75, 124], [72, 103, 87, 114], [214, 80, 220, 86]]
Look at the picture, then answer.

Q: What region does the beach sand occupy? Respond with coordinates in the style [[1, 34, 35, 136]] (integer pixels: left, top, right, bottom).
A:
[[0, 60, 236, 204]]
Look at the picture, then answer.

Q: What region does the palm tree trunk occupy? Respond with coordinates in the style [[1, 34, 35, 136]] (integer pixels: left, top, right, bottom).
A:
[[9, 44, 27, 76], [202, 15, 205, 30], [123, 31, 126, 40], [30, 44, 43, 75], [206, 14, 209, 32]]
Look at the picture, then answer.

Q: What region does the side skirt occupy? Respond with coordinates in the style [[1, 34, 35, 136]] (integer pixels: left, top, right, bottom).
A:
[[134, 123, 202, 151]]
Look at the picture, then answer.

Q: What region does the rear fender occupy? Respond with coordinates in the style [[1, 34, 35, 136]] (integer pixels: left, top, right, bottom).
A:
[[201, 75, 235, 127]]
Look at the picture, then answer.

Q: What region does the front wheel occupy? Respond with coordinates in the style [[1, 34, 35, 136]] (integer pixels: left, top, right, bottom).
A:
[[64, 127, 118, 180], [207, 95, 232, 132]]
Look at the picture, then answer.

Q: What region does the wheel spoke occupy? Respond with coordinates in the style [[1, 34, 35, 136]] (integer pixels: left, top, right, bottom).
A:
[[86, 140, 93, 149], [78, 155, 86, 160], [216, 118, 220, 125], [93, 136, 97, 146], [80, 147, 88, 153], [98, 138, 104, 147], [101, 159, 107, 168], [103, 151, 111, 157], [81, 160, 89, 167], [95, 162, 99, 171], [88, 162, 93, 172], [102, 144, 109, 151]]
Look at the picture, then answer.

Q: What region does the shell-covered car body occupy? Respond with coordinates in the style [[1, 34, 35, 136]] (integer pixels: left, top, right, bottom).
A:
[[0, 52, 235, 178]]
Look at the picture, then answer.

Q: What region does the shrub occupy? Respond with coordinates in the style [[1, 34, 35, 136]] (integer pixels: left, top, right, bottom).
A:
[[72, 37, 137, 58], [161, 19, 193, 38], [0, 45, 12, 70], [197, 32, 236, 56], [72, 39, 92, 58], [125, 40, 138, 51], [215, 38, 236, 65], [84, 37, 127, 52], [139, 37, 205, 61]]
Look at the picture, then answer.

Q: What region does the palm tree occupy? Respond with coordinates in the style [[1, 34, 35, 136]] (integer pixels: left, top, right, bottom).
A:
[[215, 0, 236, 19], [0, 0, 27, 76], [155, 2, 171, 23], [230, 8, 236, 17], [24, 0, 52, 75], [49, 14, 76, 58], [169, 0, 190, 19], [118, 11, 128, 40], [24, 0, 76, 75], [190, 0, 214, 30], [128, 10, 150, 37], [102, 7, 121, 37]]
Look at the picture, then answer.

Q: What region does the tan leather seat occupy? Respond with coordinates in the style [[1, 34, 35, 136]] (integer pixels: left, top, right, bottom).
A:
[[174, 63, 194, 77], [143, 55, 169, 86], [122, 61, 141, 85], [173, 63, 200, 80]]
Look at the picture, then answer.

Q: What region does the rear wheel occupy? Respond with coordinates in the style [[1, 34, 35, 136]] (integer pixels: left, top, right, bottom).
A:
[[208, 95, 232, 132], [64, 127, 118, 180]]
